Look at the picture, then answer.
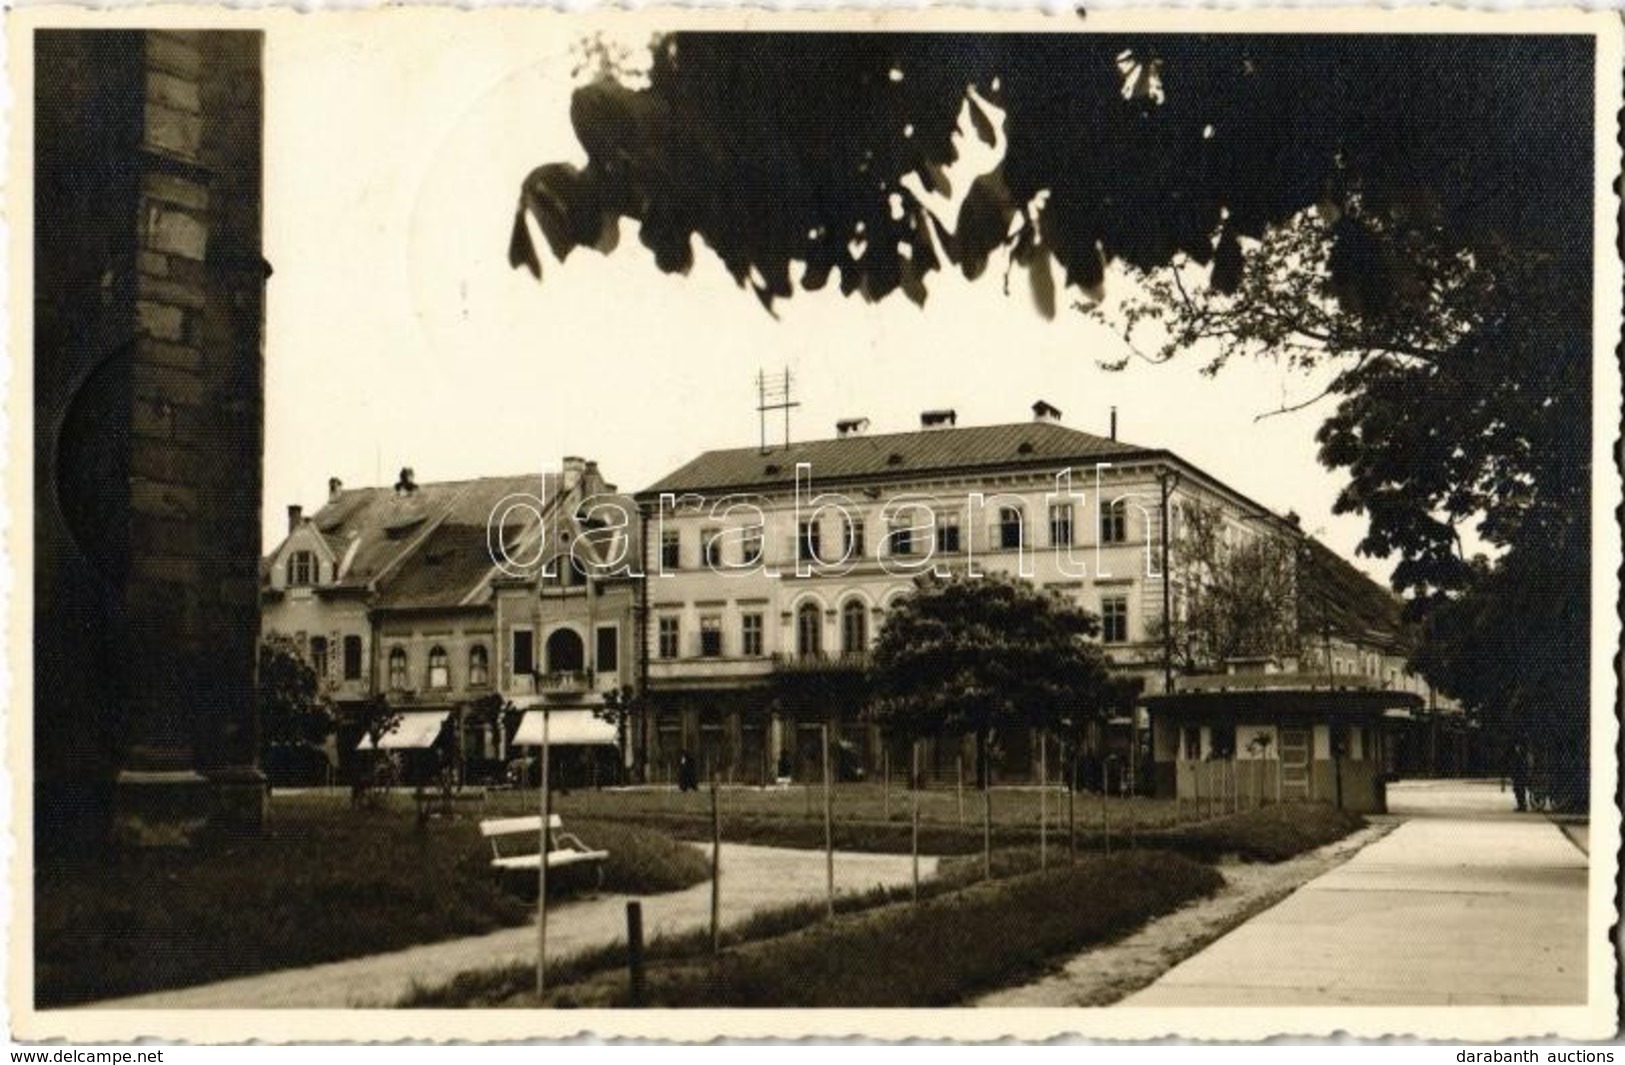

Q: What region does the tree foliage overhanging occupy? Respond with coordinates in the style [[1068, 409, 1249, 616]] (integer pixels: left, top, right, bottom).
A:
[[513, 32, 1595, 803]]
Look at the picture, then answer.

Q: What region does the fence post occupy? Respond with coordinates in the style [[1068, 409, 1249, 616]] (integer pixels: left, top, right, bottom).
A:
[[911, 740, 921, 903], [883, 745, 891, 822], [956, 753, 965, 826], [823, 721, 835, 919], [982, 778, 993, 881], [626, 901, 646, 1007], [1067, 746, 1076, 863], [710, 775, 721, 954], [1039, 731, 1048, 871], [1101, 757, 1111, 855]]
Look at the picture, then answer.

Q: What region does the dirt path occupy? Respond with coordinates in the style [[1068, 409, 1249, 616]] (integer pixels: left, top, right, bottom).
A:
[[974, 820, 1396, 1007], [86, 844, 934, 1010]]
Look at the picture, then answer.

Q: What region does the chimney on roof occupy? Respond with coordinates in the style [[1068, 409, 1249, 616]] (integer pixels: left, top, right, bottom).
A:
[[328, 477, 343, 502], [836, 417, 870, 438], [1031, 400, 1062, 425], [920, 409, 957, 431], [562, 455, 587, 492], [395, 467, 417, 495], [287, 504, 303, 534], [1109, 406, 1118, 441]]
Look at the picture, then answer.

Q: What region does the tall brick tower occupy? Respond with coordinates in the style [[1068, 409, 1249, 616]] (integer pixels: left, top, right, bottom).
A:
[[34, 30, 268, 848]]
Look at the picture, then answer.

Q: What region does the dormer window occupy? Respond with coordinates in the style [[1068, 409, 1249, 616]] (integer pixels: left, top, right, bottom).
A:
[[287, 550, 316, 587]]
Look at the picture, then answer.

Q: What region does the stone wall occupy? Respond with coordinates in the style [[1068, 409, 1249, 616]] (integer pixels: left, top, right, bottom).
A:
[[34, 31, 266, 848]]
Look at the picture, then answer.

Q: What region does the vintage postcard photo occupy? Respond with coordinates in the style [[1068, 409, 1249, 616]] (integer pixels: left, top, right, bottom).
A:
[[6, 4, 1622, 1045]]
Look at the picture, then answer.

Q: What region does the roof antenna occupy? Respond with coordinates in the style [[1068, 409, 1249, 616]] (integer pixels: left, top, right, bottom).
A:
[[757, 368, 800, 454]]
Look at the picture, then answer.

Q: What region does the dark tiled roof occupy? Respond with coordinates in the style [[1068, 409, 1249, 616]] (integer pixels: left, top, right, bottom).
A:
[[311, 472, 555, 601], [1299, 537, 1410, 653], [640, 421, 1147, 496]]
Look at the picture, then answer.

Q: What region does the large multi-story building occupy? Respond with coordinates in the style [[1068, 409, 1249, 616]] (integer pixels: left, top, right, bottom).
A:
[[260, 457, 638, 783], [631, 401, 1449, 787]]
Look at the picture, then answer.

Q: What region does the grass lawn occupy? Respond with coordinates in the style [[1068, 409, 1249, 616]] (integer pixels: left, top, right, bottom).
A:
[[34, 792, 708, 1007], [485, 850, 1222, 1008], [402, 799, 1367, 1009]]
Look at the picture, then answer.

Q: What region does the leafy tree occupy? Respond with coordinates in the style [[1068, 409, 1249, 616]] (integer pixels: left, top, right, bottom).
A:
[[1148, 502, 1300, 674], [469, 691, 522, 746], [257, 633, 334, 751], [513, 33, 1593, 803], [868, 573, 1113, 787], [512, 34, 1586, 318]]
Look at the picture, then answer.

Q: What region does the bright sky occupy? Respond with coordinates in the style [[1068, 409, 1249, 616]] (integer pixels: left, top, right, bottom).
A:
[[262, 16, 1384, 579]]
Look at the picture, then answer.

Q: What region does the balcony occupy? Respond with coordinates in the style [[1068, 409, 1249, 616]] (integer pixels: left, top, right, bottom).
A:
[[535, 670, 592, 694], [771, 650, 872, 674]]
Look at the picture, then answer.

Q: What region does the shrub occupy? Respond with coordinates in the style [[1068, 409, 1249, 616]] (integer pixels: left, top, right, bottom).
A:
[[551, 850, 1222, 1008], [1143, 802, 1365, 863]]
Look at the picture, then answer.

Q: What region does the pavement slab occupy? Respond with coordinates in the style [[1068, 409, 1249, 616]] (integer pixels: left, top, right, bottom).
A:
[[1122, 781, 1589, 1007]]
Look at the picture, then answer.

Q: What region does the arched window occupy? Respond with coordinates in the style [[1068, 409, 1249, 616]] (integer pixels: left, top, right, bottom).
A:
[[427, 645, 449, 688], [469, 645, 489, 687], [796, 602, 823, 659], [998, 506, 1025, 550], [842, 600, 868, 655], [387, 647, 408, 691], [546, 628, 585, 674]]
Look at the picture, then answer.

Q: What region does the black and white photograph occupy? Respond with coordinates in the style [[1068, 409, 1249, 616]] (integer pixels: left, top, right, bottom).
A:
[[9, 6, 1622, 1045]]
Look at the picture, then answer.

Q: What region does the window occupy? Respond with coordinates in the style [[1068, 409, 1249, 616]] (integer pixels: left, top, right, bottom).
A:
[[512, 629, 535, 676], [1101, 596, 1128, 643], [287, 550, 315, 587], [702, 527, 723, 569], [888, 516, 914, 556], [658, 617, 680, 660], [796, 602, 823, 658], [741, 613, 764, 657], [342, 635, 363, 680], [660, 529, 681, 570], [427, 645, 449, 689], [546, 629, 585, 674], [938, 512, 961, 553], [841, 600, 868, 655], [1100, 499, 1128, 544], [700, 615, 723, 657], [798, 520, 822, 563], [596, 626, 619, 674], [469, 645, 489, 686], [1049, 503, 1074, 547], [1210, 723, 1237, 759], [844, 517, 865, 559], [1182, 725, 1201, 761], [998, 506, 1024, 550], [387, 647, 408, 691], [741, 525, 764, 566], [309, 636, 329, 679]]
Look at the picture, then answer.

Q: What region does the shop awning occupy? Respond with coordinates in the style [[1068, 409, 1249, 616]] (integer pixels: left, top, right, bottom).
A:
[[512, 708, 618, 747], [356, 710, 451, 751]]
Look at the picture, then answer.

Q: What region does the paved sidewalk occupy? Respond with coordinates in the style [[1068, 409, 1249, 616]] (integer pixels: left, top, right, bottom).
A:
[[1123, 781, 1589, 1006], [89, 844, 934, 1009]]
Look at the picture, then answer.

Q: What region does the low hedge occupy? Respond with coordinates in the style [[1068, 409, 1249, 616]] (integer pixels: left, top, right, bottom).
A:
[[1142, 802, 1366, 863], [518, 850, 1221, 1008]]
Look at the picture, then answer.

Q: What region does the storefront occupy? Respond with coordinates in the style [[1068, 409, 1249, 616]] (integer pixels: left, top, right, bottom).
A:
[[1143, 673, 1423, 814]]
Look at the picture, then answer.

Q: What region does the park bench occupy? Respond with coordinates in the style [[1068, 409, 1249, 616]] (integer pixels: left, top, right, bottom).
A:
[[479, 814, 609, 889]]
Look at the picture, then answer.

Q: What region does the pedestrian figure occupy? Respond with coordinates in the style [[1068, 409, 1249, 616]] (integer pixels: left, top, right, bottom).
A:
[[678, 750, 699, 793], [1507, 741, 1531, 812]]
